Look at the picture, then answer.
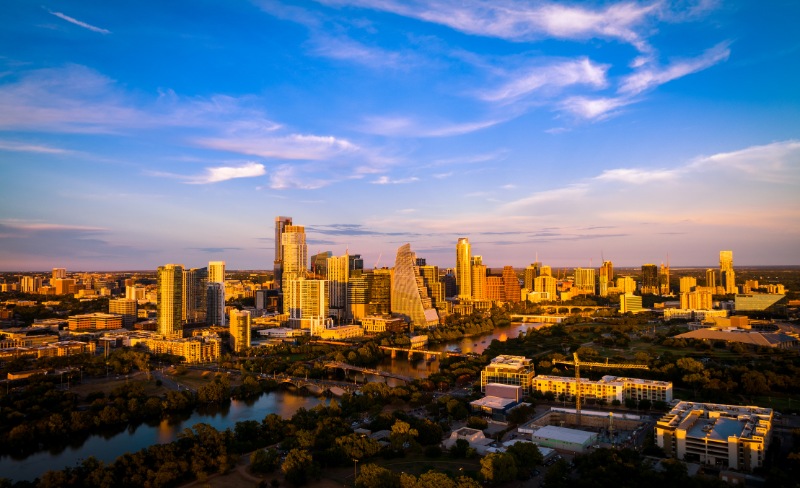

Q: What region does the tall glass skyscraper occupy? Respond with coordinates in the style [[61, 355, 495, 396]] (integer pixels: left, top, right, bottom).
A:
[[274, 216, 292, 288], [391, 243, 439, 330], [456, 237, 472, 299], [157, 264, 184, 339]]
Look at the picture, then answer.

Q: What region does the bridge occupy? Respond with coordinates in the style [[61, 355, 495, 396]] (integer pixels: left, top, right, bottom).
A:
[[324, 361, 415, 383], [377, 345, 465, 360], [268, 373, 359, 396], [510, 314, 567, 323]]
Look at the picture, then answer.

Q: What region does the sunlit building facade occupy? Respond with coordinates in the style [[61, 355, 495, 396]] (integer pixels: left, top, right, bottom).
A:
[[720, 250, 736, 294], [229, 309, 251, 353], [456, 237, 472, 299], [391, 243, 439, 330], [157, 264, 184, 339], [480, 355, 536, 395]]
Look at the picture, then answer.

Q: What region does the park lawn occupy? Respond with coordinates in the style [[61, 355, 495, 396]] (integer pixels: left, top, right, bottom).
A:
[[167, 369, 243, 390], [70, 373, 170, 397]]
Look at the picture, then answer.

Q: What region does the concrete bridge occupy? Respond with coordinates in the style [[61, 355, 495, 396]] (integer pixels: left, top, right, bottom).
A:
[[268, 374, 358, 396], [510, 314, 567, 323], [377, 345, 465, 361], [324, 361, 414, 383]]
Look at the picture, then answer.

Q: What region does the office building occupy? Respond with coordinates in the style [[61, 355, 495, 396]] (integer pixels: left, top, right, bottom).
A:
[[369, 269, 392, 315], [273, 216, 292, 288], [183, 267, 208, 324], [679, 277, 697, 293], [53, 278, 77, 295], [574, 268, 596, 296], [68, 313, 123, 330], [617, 276, 637, 294], [706, 268, 717, 289], [391, 243, 439, 330], [735, 293, 786, 312], [208, 261, 225, 284], [109, 298, 137, 327], [720, 250, 736, 294], [281, 224, 308, 313], [656, 401, 772, 472], [599, 261, 613, 297], [311, 251, 332, 278], [442, 270, 457, 298], [503, 266, 520, 303], [361, 315, 407, 334], [144, 335, 221, 364], [52, 268, 66, 281], [229, 309, 251, 353], [486, 276, 504, 301], [620, 293, 644, 313], [20, 276, 42, 294], [349, 254, 364, 273], [348, 273, 371, 320], [480, 355, 536, 395], [157, 264, 184, 339], [524, 262, 541, 291], [641, 264, 658, 294], [287, 277, 329, 334], [456, 237, 472, 299], [327, 254, 349, 323], [534, 275, 557, 301], [206, 282, 225, 326], [419, 265, 444, 309], [659, 262, 671, 295], [680, 289, 713, 310], [471, 256, 487, 300]]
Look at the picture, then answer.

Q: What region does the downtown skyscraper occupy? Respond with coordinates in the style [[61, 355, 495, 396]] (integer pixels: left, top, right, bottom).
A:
[[273, 216, 292, 289], [456, 237, 472, 300], [157, 264, 183, 339], [720, 250, 736, 294]]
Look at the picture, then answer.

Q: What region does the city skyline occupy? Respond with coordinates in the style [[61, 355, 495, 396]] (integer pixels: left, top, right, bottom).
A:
[[1, 1, 799, 271]]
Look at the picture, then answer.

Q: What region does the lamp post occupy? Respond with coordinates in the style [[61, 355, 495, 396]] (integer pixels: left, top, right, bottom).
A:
[[353, 458, 359, 484]]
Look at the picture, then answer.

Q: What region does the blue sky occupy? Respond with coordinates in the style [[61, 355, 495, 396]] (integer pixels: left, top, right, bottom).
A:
[[1, 0, 799, 271]]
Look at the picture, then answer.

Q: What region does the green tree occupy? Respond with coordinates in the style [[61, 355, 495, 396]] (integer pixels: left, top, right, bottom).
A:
[[336, 433, 382, 460], [480, 452, 517, 485], [506, 442, 542, 479], [251, 448, 280, 474], [355, 463, 401, 488], [390, 420, 419, 451], [281, 449, 316, 486]]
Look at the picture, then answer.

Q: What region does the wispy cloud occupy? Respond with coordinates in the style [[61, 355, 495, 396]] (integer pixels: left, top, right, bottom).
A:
[[595, 167, 679, 184], [619, 41, 731, 95], [687, 140, 800, 184], [185, 162, 266, 184], [0, 140, 71, 154], [371, 175, 419, 184], [308, 36, 411, 69], [359, 115, 506, 137], [559, 96, 632, 120], [319, 0, 659, 50], [478, 57, 608, 103], [47, 9, 111, 34], [196, 133, 358, 160]]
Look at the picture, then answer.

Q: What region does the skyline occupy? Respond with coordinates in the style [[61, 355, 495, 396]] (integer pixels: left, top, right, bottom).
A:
[[1, 1, 799, 271]]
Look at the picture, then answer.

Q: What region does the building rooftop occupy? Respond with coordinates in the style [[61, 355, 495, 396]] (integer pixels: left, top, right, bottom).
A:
[[470, 396, 517, 410], [531, 425, 597, 445], [658, 401, 773, 440], [486, 355, 533, 371]]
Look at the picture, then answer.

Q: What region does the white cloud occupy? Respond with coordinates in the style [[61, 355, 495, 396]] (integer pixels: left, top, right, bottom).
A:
[[319, 0, 659, 50], [503, 184, 589, 210], [47, 10, 111, 34], [308, 36, 410, 69], [687, 140, 800, 183], [371, 176, 419, 184], [359, 115, 505, 137], [595, 167, 679, 184], [479, 57, 608, 103], [560, 96, 631, 120], [186, 162, 267, 184], [197, 133, 358, 160], [0, 141, 71, 154], [619, 42, 731, 95]]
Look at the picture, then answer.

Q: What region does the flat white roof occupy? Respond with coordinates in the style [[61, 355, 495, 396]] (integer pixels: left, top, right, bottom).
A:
[[531, 425, 596, 445], [470, 396, 516, 409]]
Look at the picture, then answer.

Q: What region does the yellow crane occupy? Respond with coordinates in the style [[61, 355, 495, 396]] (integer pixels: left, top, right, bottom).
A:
[[552, 352, 648, 426]]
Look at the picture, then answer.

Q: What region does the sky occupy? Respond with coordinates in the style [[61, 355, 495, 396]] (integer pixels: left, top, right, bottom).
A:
[[1, 0, 799, 272]]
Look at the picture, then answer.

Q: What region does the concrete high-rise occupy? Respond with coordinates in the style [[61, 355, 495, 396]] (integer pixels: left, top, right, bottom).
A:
[[524, 262, 541, 291], [52, 268, 66, 281], [391, 243, 439, 330], [183, 267, 208, 324], [327, 254, 349, 323], [209, 261, 225, 284], [574, 268, 596, 295], [599, 261, 613, 297], [419, 265, 444, 309], [229, 309, 251, 353], [157, 264, 184, 339], [503, 266, 520, 303], [534, 275, 557, 300], [456, 238, 472, 299], [641, 264, 658, 294], [471, 256, 487, 300], [274, 216, 292, 288], [206, 282, 225, 326], [720, 250, 736, 294], [287, 277, 329, 334], [659, 263, 671, 296], [706, 268, 717, 289], [281, 225, 308, 314], [369, 269, 392, 315]]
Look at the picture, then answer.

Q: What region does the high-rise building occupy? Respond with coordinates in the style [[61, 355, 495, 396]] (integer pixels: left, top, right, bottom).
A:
[[599, 261, 613, 297], [369, 269, 392, 315], [274, 216, 292, 288], [327, 254, 349, 323], [470, 256, 487, 300], [456, 237, 472, 299], [680, 289, 713, 310], [183, 267, 208, 324], [574, 268, 596, 295], [157, 264, 184, 339], [419, 265, 444, 309], [208, 261, 225, 284], [720, 250, 736, 294], [706, 268, 717, 289], [52, 268, 66, 281], [311, 251, 332, 278], [534, 275, 557, 301], [206, 282, 225, 326], [679, 277, 697, 294], [391, 243, 439, 330], [20, 276, 42, 293], [540, 265, 552, 277], [229, 309, 251, 353], [486, 276, 504, 301], [287, 277, 329, 334], [281, 225, 308, 314], [616, 276, 637, 294], [480, 355, 536, 395], [524, 262, 541, 291], [641, 264, 658, 294], [109, 298, 137, 327], [348, 272, 371, 320], [349, 254, 364, 273], [659, 263, 671, 296], [442, 270, 456, 298], [503, 266, 520, 303]]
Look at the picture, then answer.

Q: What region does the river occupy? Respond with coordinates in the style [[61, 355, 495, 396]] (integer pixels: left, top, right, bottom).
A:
[[0, 391, 324, 482], [0, 321, 541, 482]]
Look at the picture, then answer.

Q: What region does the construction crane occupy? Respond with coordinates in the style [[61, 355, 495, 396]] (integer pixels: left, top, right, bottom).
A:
[[552, 352, 648, 426]]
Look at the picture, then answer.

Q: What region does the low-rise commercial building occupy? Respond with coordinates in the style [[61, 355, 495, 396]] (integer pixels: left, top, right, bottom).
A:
[[361, 315, 407, 334], [68, 313, 123, 330], [143, 335, 221, 364], [528, 425, 597, 453], [656, 401, 772, 472]]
